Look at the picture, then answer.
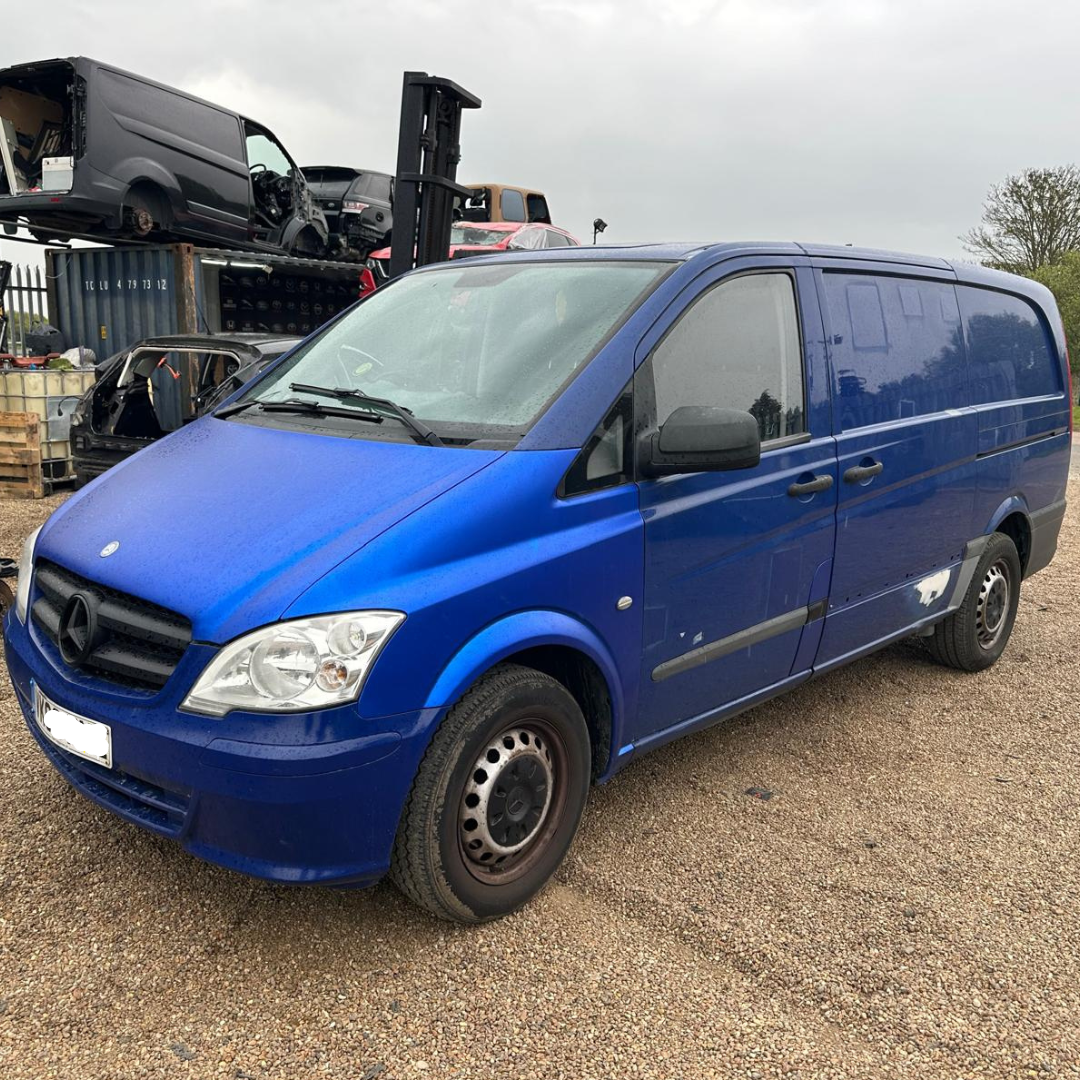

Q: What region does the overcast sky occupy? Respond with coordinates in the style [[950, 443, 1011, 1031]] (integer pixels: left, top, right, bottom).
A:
[[3, 0, 1079, 272]]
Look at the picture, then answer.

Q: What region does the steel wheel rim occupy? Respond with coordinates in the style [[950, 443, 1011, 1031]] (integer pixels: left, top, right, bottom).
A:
[[457, 720, 568, 885], [976, 559, 1010, 649]]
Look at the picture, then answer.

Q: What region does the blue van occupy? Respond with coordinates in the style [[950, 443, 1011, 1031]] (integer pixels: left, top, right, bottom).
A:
[[3, 242, 1072, 922]]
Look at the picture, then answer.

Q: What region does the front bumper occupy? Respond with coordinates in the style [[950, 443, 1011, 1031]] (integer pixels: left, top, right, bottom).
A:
[[3, 608, 439, 886]]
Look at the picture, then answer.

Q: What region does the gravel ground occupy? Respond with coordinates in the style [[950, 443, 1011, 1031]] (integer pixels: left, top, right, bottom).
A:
[[1, 472, 1078, 1080]]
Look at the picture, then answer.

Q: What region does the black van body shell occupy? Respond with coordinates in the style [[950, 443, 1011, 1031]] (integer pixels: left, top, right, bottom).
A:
[[0, 57, 328, 256]]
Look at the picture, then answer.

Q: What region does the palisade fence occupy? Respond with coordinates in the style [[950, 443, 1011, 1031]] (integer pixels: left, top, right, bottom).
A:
[[1, 263, 50, 357]]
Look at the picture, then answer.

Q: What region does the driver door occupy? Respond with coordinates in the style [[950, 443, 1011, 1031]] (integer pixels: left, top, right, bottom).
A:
[[244, 123, 298, 242], [630, 262, 839, 749]]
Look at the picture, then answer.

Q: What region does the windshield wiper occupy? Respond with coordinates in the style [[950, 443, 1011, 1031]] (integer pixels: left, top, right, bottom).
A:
[[290, 382, 444, 447], [214, 399, 259, 418], [215, 397, 383, 423]]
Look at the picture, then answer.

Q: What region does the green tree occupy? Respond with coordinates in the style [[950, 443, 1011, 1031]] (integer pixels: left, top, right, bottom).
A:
[[1029, 252, 1080, 375], [962, 166, 1080, 273]]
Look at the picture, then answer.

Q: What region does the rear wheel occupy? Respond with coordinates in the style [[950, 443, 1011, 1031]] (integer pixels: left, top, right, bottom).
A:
[[390, 663, 591, 923], [927, 532, 1021, 672]]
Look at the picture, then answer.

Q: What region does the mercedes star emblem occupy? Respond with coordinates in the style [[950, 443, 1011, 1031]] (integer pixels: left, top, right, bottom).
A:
[[58, 592, 100, 667]]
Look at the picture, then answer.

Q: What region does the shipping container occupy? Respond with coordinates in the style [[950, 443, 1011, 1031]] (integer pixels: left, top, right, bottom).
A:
[[44, 244, 364, 355]]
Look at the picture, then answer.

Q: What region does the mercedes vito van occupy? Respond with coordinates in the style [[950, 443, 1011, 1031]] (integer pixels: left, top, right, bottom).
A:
[[4, 242, 1071, 922]]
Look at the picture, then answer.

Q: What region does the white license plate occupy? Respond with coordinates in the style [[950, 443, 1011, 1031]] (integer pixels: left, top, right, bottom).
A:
[[34, 686, 112, 769]]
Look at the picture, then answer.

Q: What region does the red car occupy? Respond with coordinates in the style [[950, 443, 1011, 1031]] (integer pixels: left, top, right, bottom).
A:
[[366, 221, 580, 284]]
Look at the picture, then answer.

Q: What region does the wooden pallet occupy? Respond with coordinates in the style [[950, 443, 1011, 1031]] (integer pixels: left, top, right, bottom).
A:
[[0, 411, 44, 499]]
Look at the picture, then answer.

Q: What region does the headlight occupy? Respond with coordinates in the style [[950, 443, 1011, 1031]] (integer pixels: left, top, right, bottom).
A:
[[15, 525, 42, 625], [181, 611, 404, 717]]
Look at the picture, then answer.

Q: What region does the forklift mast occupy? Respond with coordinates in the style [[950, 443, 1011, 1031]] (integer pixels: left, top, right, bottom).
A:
[[389, 72, 481, 281]]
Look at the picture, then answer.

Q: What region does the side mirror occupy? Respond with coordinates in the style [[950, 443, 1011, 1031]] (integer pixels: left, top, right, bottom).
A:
[[642, 406, 761, 477]]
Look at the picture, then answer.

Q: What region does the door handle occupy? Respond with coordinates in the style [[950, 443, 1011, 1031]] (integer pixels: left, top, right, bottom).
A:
[[787, 474, 834, 497], [843, 460, 884, 483]]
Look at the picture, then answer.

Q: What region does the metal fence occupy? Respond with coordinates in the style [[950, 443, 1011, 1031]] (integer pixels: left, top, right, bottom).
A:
[[1, 263, 50, 356]]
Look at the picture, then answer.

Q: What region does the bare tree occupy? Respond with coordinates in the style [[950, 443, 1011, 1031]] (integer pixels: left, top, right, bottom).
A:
[[961, 166, 1080, 272]]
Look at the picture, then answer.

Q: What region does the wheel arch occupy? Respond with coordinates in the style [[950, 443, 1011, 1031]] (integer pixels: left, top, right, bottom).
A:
[[423, 610, 625, 781], [281, 216, 328, 254], [984, 497, 1033, 575], [117, 162, 183, 215]]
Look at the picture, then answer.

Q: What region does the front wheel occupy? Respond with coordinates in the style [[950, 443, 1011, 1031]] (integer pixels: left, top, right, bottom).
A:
[[927, 532, 1021, 672], [390, 664, 591, 923]]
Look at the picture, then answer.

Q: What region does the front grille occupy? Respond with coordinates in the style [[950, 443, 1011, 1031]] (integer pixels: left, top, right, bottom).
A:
[[31, 559, 192, 691]]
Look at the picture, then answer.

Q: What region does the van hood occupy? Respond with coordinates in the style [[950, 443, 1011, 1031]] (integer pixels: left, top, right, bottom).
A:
[[37, 417, 501, 642]]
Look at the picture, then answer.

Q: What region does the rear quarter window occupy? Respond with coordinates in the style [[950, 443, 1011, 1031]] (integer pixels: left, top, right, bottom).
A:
[[368, 174, 392, 202], [957, 286, 1061, 403], [823, 273, 965, 429]]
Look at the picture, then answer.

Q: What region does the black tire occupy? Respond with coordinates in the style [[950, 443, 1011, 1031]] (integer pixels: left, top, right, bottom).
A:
[[390, 663, 591, 923], [927, 532, 1021, 672]]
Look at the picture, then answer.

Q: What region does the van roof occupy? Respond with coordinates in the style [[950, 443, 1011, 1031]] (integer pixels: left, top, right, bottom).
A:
[[534, 240, 955, 266], [469, 241, 1055, 305], [1, 56, 252, 122]]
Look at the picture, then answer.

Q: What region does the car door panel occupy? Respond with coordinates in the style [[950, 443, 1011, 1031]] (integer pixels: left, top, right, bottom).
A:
[[629, 260, 838, 745], [812, 263, 977, 669], [638, 440, 838, 734]]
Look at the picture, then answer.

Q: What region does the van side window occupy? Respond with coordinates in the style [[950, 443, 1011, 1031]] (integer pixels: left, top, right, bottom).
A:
[[527, 193, 551, 223], [823, 274, 965, 429], [643, 273, 805, 444], [560, 384, 633, 497], [957, 286, 1060, 403], [500, 188, 526, 222], [244, 125, 291, 175]]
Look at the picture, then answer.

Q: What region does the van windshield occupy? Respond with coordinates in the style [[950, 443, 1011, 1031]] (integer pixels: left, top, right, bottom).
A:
[[238, 261, 667, 439]]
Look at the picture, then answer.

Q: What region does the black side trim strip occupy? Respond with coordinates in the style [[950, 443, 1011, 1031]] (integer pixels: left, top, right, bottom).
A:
[[1030, 497, 1067, 528], [976, 428, 1067, 459], [1025, 498, 1068, 579], [806, 598, 828, 622], [947, 537, 988, 609], [652, 606, 809, 683]]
